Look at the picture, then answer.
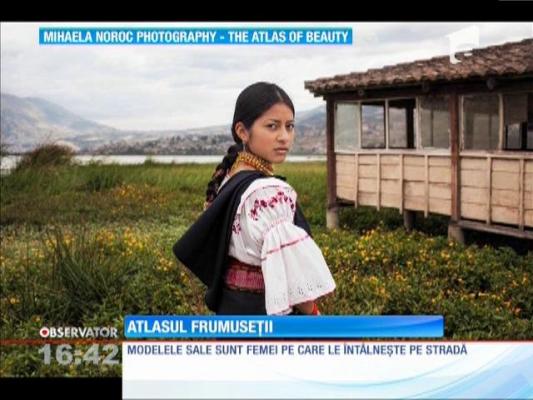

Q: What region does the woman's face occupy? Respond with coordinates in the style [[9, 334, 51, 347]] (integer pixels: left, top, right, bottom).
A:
[[240, 103, 295, 164]]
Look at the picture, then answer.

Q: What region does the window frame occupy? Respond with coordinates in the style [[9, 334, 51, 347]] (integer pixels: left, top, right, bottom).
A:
[[387, 98, 417, 149], [460, 92, 502, 152], [502, 92, 533, 152], [333, 101, 361, 153], [360, 100, 387, 149], [417, 94, 451, 151]]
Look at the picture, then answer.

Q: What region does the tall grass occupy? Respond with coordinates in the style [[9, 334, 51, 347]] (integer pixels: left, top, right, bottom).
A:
[[1, 160, 532, 376], [14, 143, 75, 171]]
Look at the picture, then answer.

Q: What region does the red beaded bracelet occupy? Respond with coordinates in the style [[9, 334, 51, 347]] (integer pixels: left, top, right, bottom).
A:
[[311, 303, 319, 315]]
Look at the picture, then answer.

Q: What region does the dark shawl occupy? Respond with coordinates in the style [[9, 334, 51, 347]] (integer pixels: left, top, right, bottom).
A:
[[172, 170, 312, 312]]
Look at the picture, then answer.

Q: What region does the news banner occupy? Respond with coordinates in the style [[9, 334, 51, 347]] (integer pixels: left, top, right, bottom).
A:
[[122, 315, 533, 399]]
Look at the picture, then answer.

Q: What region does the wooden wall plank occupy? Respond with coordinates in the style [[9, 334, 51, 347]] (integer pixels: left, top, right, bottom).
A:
[[492, 189, 520, 208], [337, 186, 355, 201], [492, 171, 519, 191], [461, 158, 486, 170], [381, 193, 401, 208], [359, 178, 377, 192], [404, 197, 425, 211], [461, 187, 489, 203], [381, 180, 400, 194], [526, 174, 533, 191], [429, 198, 452, 215], [336, 154, 355, 164], [493, 159, 519, 173], [404, 156, 425, 166], [492, 206, 519, 225], [359, 165, 377, 178], [359, 155, 377, 165], [429, 183, 452, 200], [381, 165, 399, 179], [461, 170, 487, 188], [404, 166, 425, 181], [429, 157, 451, 167], [336, 163, 355, 175], [461, 203, 488, 221], [405, 182, 425, 197], [525, 191, 533, 210], [359, 192, 377, 206], [337, 174, 355, 188], [429, 166, 451, 183], [525, 210, 533, 227], [381, 155, 399, 165]]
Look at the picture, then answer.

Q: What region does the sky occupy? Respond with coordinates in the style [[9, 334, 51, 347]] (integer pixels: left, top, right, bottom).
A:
[[1, 22, 532, 131]]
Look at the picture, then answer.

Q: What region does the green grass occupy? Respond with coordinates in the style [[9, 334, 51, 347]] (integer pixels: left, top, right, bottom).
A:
[[1, 161, 532, 377]]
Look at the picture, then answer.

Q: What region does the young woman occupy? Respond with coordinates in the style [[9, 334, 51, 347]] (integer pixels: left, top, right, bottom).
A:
[[173, 82, 335, 316]]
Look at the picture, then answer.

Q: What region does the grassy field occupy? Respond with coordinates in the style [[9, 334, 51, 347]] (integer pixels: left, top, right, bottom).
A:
[[1, 159, 532, 376]]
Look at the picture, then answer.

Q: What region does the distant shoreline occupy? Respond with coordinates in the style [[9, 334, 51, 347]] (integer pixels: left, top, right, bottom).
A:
[[0, 154, 327, 173]]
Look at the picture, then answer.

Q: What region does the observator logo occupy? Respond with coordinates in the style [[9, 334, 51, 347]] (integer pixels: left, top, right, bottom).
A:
[[39, 326, 118, 338]]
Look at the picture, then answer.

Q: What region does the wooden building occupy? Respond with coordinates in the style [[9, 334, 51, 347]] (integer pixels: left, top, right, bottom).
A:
[[305, 39, 533, 241]]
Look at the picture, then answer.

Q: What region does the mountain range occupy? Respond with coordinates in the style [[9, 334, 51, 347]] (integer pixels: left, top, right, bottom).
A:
[[0, 93, 326, 155]]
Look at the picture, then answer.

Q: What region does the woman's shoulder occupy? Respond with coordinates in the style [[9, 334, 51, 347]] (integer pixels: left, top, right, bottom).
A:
[[236, 176, 296, 213], [244, 176, 295, 196]]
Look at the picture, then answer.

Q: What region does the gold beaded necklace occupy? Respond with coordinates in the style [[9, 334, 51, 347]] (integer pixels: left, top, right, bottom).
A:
[[229, 151, 274, 177]]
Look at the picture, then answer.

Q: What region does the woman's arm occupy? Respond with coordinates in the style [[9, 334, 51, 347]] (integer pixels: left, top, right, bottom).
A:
[[295, 301, 320, 315]]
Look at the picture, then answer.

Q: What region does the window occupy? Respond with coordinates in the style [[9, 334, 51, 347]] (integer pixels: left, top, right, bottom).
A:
[[463, 94, 499, 150], [388, 99, 416, 148], [420, 96, 450, 148], [361, 101, 385, 148], [334, 103, 360, 151], [504, 93, 533, 151]]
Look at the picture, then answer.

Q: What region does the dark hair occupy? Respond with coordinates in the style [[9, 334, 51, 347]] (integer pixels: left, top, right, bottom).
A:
[[204, 82, 294, 209]]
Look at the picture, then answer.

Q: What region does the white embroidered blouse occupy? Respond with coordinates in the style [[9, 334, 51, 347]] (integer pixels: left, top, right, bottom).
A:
[[219, 174, 336, 315]]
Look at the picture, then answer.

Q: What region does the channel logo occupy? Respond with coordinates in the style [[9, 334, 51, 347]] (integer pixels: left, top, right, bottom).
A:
[[39, 326, 118, 338]]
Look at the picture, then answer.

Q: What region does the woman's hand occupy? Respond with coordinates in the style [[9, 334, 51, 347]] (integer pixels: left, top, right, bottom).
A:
[[295, 301, 320, 315]]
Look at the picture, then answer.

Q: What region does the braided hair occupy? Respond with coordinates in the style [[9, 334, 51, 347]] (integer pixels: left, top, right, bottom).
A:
[[204, 82, 294, 210]]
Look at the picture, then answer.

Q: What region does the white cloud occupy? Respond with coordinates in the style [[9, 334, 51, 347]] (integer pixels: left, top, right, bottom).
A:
[[1, 22, 532, 131]]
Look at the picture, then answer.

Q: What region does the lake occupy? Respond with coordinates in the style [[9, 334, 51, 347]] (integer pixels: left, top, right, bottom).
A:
[[0, 154, 326, 174]]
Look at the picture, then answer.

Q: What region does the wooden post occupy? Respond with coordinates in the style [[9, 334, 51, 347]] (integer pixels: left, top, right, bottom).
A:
[[519, 157, 525, 231], [448, 93, 464, 244], [404, 210, 415, 231], [487, 156, 492, 225], [326, 99, 339, 229], [424, 154, 429, 218], [498, 94, 504, 150], [399, 154, 404, 214], [376, 153, 381, 211], [354, 153, 359, 208]]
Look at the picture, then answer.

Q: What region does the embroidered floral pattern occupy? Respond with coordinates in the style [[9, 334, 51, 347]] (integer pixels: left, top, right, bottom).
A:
[[249, 190, 295, 221], [232, 219, 242, 234]]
